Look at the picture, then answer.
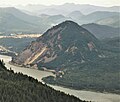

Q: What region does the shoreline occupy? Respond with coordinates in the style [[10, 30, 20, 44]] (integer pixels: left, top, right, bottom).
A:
[[0, 54, 120, 102], [9, 61, 56, 75]]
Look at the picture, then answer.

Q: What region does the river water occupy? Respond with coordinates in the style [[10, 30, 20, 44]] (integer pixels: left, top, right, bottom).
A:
[[0, 54, 120, 102]]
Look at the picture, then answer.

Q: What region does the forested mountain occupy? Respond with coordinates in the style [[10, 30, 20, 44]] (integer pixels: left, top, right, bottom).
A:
[[12, 21, 102, 67], [0, 7, 50, 33], [82, 23, 119, 39], [0, 7, 119, 34], [0, 60, 86, 102], [0, 7, 39, 32]]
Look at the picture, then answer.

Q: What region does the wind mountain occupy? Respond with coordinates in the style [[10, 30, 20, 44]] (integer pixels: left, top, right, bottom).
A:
[[12, 21, 104, 69]]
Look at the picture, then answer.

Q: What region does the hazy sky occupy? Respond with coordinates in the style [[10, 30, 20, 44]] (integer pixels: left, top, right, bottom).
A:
[[0, 0, 120, 7]]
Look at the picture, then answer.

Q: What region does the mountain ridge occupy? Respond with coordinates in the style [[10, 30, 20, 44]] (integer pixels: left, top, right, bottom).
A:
[[17, 3, 120, 15], [82, 23, 120, 39], [12, 20, 102, 69]]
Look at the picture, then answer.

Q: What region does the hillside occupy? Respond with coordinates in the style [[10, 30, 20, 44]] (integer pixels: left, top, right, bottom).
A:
[[82, 23, 119, 39], [12, 21, 102, 68], [79, 11, 120, 24], [0, 7, 70, 34], [0, 37, 36, 53], [0, 7, 119, 34], [0, 60, 85, 102], [102, 37, 120, 48], [0, 46, 15, 56], [0, 13, 37, 32], [96, 16, 120, 28], [17, 3, 120, 15], [43, 55, 120, 94], [0, 7, 50, 33], [0, 8, 62, 33]]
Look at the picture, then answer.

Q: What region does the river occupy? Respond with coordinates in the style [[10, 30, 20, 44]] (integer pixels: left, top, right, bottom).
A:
[[0, 54, 120, 102]]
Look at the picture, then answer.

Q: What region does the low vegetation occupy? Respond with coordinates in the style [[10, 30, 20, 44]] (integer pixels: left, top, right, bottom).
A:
[[43, 52, 120, 94]]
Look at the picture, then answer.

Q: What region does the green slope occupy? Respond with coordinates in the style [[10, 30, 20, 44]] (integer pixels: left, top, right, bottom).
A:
[[0, 60, 85, 102]]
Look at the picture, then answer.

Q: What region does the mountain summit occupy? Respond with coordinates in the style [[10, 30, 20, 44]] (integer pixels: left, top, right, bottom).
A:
[[12, 21, 102, 68]]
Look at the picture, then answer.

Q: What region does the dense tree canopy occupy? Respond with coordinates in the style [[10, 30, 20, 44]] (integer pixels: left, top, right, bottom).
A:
[[0, 60, 87, 102]]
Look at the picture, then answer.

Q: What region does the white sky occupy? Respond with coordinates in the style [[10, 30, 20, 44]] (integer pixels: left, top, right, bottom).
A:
[[0, 0, 120, 7]]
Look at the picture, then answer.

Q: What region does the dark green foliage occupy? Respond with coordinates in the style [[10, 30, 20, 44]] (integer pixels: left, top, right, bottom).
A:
[[100, 37, 120, 53], [0, 60, 86, 102], [43, 55, 120, 94], [0, 60, 6, 71], [102, 37, 120, 48]]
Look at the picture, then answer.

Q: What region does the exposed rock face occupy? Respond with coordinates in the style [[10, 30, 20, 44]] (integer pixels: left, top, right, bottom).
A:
[[12, 21, 102, 69]]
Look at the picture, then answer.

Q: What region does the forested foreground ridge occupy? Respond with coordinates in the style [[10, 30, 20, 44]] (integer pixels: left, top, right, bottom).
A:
[[0, 60, 88, 102]]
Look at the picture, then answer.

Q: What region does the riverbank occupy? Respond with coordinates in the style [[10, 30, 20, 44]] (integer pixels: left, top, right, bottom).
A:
[[0, 54, 54, 82], [0, 54, 120, 102]]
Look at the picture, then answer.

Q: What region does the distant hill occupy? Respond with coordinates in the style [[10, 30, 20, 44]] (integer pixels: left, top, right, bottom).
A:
[[0, 7, 40, 24], [0, 12, 37, 32], [17, 3, 120, 16], [65, 11, 120, 26], [0, 60, 84, 102], [96, 16, 120, 28], [0, 7, 70, 33], [45, 14, 70, 25], [0, 7, 50, 33], [67, 11, 84, 20], [0, 7, 119, 34], [79, 11, 120, 24], [82, 23, 119, 39]]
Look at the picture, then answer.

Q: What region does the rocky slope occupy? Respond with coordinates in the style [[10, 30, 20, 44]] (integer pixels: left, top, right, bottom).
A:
[[12, 21, 103, 69]]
